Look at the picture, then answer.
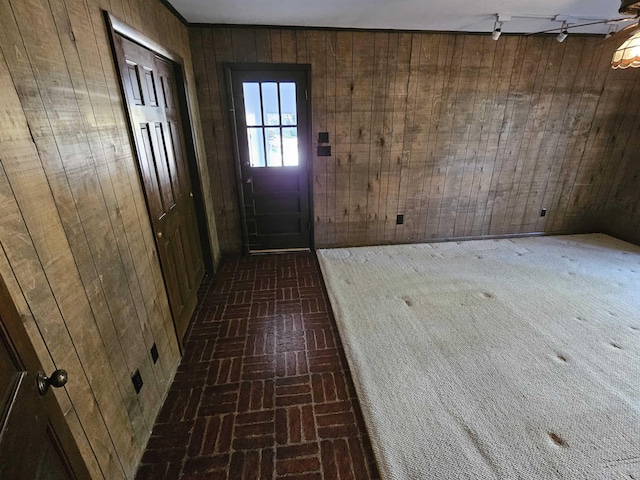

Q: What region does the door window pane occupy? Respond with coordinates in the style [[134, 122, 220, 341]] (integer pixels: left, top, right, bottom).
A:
[[247, 128, 266, 167], [243, 83, 262, 126], [265, 127, 282, 167], [282, 127, 299, 166], [261, 83, 280, 126], [279, 83, 297, 126]]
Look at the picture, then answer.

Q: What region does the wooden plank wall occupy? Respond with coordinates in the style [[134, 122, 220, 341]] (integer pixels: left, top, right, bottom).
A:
[[189, 27, 640, 251], [604, 151, 640, 245], [0, 0, 219, 478]]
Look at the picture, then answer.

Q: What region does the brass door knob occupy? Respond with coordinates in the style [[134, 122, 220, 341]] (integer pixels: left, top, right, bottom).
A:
[[157, 231, 163, 238], [37, 369, 68, 396]]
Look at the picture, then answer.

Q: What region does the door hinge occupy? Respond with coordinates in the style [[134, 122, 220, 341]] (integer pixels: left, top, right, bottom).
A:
[[308, 221, 311, 231], [305, 89, 308, 101]]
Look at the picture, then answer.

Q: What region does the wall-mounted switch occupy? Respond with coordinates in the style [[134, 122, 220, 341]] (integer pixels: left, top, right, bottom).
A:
[[318, 132, 329, 143], [318, 146, 331, 157], [540, 208, 547, 217], [397, 214, 404, 225]]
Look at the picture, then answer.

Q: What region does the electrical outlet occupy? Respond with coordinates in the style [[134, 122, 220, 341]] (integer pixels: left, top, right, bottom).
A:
[[150, 343, 159, 364], [540, 208, 547, 217], [131, 370, 143, 394], [397, 214, 404, 225]]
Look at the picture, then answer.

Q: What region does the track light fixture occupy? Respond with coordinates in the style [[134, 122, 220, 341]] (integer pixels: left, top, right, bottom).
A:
[[556, 22, 569, 42], [491, 14, 511, 41], [492, 22, 502, 41]]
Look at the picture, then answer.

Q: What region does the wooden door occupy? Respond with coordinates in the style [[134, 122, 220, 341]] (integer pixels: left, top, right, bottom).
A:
[[113, 34, 204, 343], [229, 68, 311, 252], [0, 278, 89, 480], [0, 331, 70, 479]]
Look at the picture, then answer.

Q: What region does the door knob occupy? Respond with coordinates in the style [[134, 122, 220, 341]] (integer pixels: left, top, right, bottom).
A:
[[37, 369, 68, 396], [246, 177, 252, 184]]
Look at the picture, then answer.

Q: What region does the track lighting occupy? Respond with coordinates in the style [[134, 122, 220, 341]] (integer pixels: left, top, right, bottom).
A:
[[492, 24, 502, 41], [491, 14, 511, 41], [556, 22, 569, 42]]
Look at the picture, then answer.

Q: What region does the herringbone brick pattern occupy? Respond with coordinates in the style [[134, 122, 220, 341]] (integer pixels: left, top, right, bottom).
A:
[[136, 253, 380, 479]]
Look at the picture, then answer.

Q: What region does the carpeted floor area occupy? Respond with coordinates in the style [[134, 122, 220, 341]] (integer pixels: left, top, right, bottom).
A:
[[318, 234, 640, 480]]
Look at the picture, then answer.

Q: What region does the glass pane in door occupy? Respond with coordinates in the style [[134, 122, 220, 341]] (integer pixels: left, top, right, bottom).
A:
[[279, 83, 297, 126], [242, 83, 262, 126], [261, 83, 280, 126], [265, 127, 282, 167], [247, 128, 266, 167], [282, 127, 299, 166]]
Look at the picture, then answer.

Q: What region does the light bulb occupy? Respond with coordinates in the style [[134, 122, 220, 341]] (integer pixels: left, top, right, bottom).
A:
[[556, 30, 568, 43]]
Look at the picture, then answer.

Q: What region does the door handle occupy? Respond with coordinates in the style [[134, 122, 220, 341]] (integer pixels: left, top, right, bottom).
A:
[[245, 177, 252, 184], [36, 369, 68, 396]]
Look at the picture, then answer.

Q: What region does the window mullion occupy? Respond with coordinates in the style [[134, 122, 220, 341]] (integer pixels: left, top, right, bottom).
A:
[[276, 82, 284, 166], [258, 83, 269, 166]]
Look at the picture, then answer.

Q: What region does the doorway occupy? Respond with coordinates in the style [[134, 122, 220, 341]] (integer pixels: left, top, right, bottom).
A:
[[107, 16, 206, 346], [228, 66, 312, 253]]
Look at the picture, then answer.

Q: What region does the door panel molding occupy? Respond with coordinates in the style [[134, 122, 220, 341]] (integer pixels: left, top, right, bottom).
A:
[[226, 63, 314, 253]]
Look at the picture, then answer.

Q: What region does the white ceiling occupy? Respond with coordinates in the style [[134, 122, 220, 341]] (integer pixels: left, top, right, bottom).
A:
[[168, 0, 634, 35]]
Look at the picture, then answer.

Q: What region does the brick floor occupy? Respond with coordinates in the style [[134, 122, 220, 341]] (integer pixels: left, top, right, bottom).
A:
[[136, 252, 380, 480]]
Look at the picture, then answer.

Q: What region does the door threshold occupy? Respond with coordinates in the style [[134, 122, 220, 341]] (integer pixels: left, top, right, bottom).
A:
[[249, 247, 311, 255]]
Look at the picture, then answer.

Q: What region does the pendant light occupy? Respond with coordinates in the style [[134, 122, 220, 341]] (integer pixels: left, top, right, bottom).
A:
[[612, 29, 640, 68], [613, 0, 640, 68]]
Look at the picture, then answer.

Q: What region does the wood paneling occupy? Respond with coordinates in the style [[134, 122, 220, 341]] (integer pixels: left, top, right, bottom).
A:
[[0, 0, 219, 478], [190, 27, 640, 251], [604, 122, 640, 245]]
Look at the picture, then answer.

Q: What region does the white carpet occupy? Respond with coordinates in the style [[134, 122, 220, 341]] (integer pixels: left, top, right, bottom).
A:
[[317, 234, 640, 480]]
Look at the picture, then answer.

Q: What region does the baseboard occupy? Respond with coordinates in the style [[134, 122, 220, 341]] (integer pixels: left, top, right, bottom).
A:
[[132, 357, 181, 479], [250, 248, 311, 255], [316, 230, 595, 250]]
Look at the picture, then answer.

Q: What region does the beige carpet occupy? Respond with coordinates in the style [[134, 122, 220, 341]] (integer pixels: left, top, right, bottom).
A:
[[317, 234, 640, 480]]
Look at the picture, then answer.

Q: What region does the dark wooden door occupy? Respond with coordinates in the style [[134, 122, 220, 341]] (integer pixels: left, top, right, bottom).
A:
[[230, 68, 311, 252], [0, 326, 76, 479], [114, 34, 204, 343]]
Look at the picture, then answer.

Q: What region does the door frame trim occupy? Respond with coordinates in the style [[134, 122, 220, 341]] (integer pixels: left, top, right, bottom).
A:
[[103, 12, 214, 275], [225, 63, 314, 254]]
